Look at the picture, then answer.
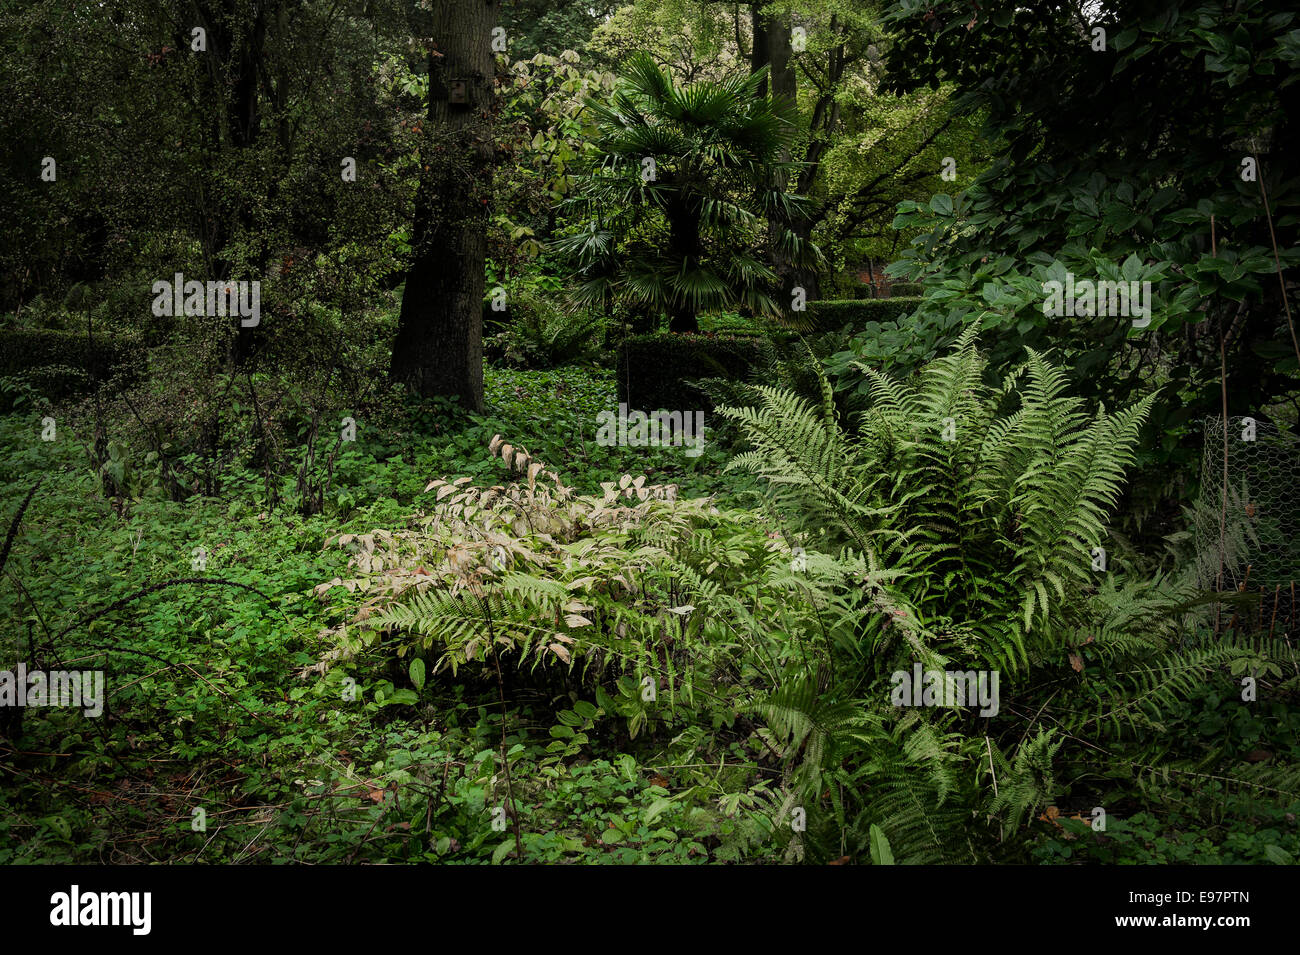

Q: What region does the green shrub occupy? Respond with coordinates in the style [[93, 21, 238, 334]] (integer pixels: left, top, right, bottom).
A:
[[0, 328, 144, 399], [806, 297, 923, 332], [697, 312, 773, 337], [616, 333, 776, 412], [886, 282, 922, 297], [713, 328, 1295, 862], [483, 285, 608, 369]]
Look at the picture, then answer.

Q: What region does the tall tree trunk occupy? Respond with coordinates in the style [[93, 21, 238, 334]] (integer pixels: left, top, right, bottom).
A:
[[750, 6, 801, 306], [749, 4, 794, 97], [750, 4, 770, 97], [765, 14, 796, 106], [389, 0, 496, 410], [194, 0, 271, 366]]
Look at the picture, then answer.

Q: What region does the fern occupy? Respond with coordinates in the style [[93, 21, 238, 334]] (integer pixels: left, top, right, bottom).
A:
[[712, 331, 1294, 862]]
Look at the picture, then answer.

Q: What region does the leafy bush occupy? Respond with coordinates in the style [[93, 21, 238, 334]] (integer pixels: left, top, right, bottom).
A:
[[881, 1, 1300, 535], [303, 332, 1299, 864], [713, 328, 1298, 861], [485, 286, 608, 369], [296, 332, 1300, 865], [806, 297, 922, 332], [1034, 802, 1300, 865], [310, 435, 838, 860], [697, 311, 773, 337], [885, 282, 922, 297], [0, 327, 144, 399]]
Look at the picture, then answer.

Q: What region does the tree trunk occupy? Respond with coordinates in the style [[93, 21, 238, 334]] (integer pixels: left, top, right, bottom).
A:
[[749, 6, 795, 102], [389, 0, 496, 411], [750, 6, 801, 309], [193, 0, 273, 366], [765, 13, 796, 106], [750, 4, 769, 97], [668, 307, 697, 333], [667, 192, 702, 333]]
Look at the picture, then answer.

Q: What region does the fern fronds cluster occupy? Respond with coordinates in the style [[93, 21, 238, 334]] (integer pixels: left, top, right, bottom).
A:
[[717, 331, 1299, 862]]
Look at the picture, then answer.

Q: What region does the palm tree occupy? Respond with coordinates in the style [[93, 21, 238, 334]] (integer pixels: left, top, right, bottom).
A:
[[554, 53, 823, 332]]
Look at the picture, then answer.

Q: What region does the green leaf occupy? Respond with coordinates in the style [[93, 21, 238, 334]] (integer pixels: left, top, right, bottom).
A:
[[42, 814, 73, 842], [869, 824, 895, 865], [929, 193, 954, 216], [491, 839, 515, 864], [644, 797, 675, 826], [1264, 844, 1294, 865], [408, 658, 426, 692]]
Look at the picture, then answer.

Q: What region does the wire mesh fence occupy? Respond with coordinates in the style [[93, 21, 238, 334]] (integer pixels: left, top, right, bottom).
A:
[[1195, 415, 1300, 632]]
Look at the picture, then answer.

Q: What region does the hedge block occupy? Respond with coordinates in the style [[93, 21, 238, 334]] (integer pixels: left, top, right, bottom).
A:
[[616, 333, 777, 412], [886, 282, 923, 297]]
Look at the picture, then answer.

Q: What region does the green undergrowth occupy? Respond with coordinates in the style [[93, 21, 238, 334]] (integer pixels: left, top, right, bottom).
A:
[[0, 365, 775, 864]]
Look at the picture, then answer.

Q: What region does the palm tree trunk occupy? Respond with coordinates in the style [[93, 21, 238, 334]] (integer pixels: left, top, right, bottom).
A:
[[668, 196, 702, 332]]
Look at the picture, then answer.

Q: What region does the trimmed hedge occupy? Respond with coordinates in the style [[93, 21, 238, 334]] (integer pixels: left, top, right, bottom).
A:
[[616, 333, 777, 412], [806, 297, 923, 332], [0, 327, 144, 399], [886, 282, 922, 297]]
